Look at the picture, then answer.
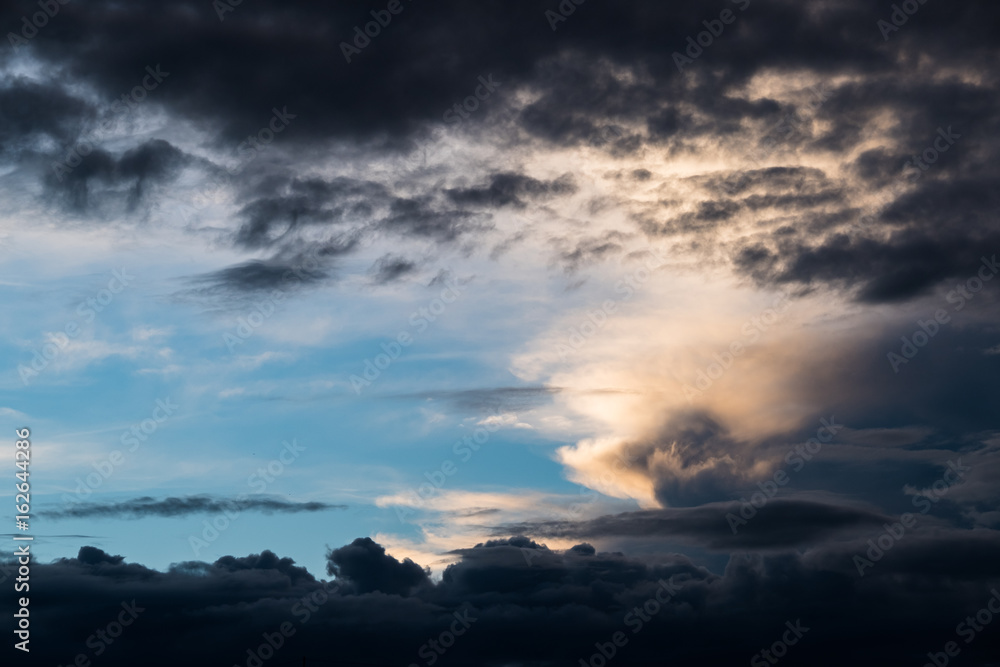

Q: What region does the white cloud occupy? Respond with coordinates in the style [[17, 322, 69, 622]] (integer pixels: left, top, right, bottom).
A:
[[132, 326, 174, 341]]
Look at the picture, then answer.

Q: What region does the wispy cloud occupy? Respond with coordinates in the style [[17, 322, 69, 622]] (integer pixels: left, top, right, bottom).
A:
[[39, 495, 347, 520]]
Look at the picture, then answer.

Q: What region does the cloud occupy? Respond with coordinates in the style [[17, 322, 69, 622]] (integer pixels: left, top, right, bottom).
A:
[[393, 386, 561, 416], [44, 139, 192, 216], [38, 495, 347, 520], [8, 531, 1000, 666], [0, 77, 94, 158], [231, 177, 388, 249], [189, 258, 329, 294], [445, 172, 577, 209], [326, 537, 430, 595], [4, 3, 1000, 663], [181, 236, 358, 298], [496, 499, 892, 550], [369, 253, 418, 285], [130, 326, 173, 341], [2, 0, 997, 306], [735, 225, 1000, 304]]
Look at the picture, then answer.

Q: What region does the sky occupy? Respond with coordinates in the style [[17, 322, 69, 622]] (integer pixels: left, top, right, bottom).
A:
[[1, 0, 999, 665]]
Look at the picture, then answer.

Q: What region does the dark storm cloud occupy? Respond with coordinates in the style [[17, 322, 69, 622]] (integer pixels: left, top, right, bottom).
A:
[[833, 321, 1000, 434], [705, 167, 833, 198], [496, 500, 892, 550], [735, 226, 1000, 303], [2, 0, 997, 302], [380, 196, 490, 243], [851, 147, 905, 188], [214, 549, 317, 585], [6, 530, 1000, 666], [5, 0, 987, 152], [7, 0, 620, 148], [182, 234, 361, 297], [723, 93, 1000, 302], [181, 169, 502, 297], [326, 537, 429, 595], [445, 172, 577, 209], [616, 412, 755, 507], [42, 138, 191, 215], [740, 190, 844, 212], [677, 120, 1000, 303], [37, 495, 346, 520], [575, 342, 1000, 510], [638, 166, 844, 235], [192, 259, 329, 293], [0, 77, 94, 157], [233, 177, 390, 249]]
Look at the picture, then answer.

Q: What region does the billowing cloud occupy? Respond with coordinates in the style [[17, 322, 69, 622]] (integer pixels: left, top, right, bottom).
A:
[[7, 533, 1000, 666]]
